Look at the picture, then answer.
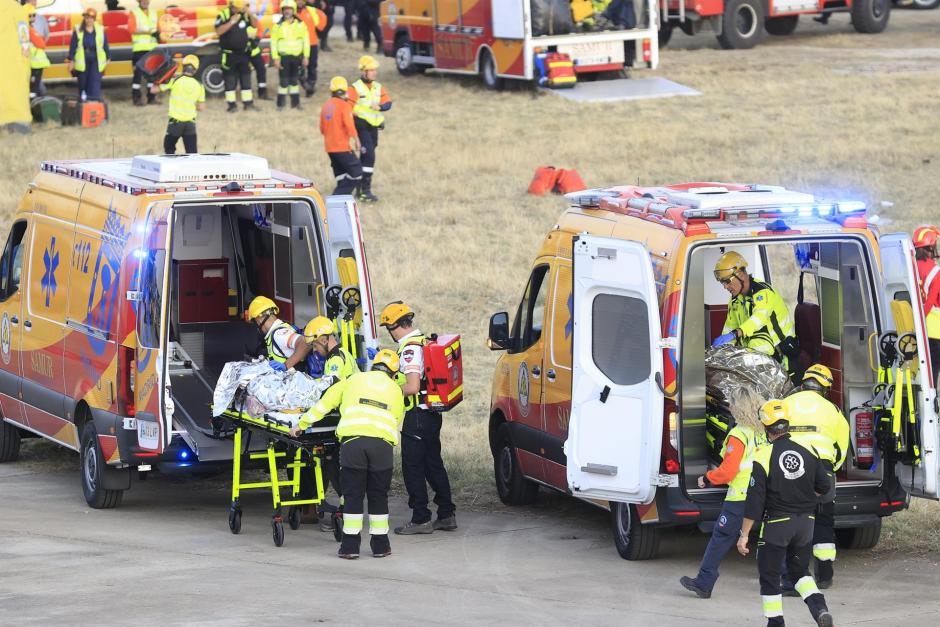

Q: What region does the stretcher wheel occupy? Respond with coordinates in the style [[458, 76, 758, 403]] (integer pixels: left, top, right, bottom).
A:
[[879, 332, 899, 362], [333, 512, 343, 543], [341, 286, 361, 310], [898, 333, 918, 360], [229, 507, 242, 534], [288, 506, 301, 530], [272, 519, 285, 547]]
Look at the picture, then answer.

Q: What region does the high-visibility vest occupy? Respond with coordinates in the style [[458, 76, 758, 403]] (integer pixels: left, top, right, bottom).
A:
[[265, 320, 296, 363], [299, 371, 405, 445], [165, 75, 204, 122], [351, 79, 385, 127], [324, 346, 359, 381], [271, 17, 309, 59], [722, 424, 764, 502], [397, 333, 425, 411], [922, 264, 940, 339], [131, 6, 158, 53], [72, 25, 107, 73], [724, 279, 795, 359], [247, 24, 261, 57], [30, 35, 50, 69], [784, 389, 850, 470]]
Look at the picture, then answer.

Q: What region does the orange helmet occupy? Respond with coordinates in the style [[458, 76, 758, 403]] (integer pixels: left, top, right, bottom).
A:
[[913, 226, 939, 249]]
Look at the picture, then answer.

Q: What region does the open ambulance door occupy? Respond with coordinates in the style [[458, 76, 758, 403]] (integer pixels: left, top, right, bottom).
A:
[[133, 201, 175, 455], [879, 233, 939, 499], [566, 235, 664, 504], [325, 197, 378, 356]]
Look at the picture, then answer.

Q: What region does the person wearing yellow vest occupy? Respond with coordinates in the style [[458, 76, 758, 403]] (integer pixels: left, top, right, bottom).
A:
[[129, 0, 159, 106], [271, 0, 309, 111], [297, 0, 326, 97], [379, 301, 457, 535], [246, 23, 269, 100], [151, 55, 205, 154], [782, 364, 848, 592], [26, 5, 49, 99], [347, 55, 391, 203], [66, 8, 110, 102], [215, 0, 257, 112], [680, 386, 766, 598], [914, 225, 940, 386], [291, 350, 405, 559], [244, 295, 310, 371]]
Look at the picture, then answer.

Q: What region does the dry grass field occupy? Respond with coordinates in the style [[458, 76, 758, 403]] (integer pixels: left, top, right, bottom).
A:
[[3, 7, 939, 551]]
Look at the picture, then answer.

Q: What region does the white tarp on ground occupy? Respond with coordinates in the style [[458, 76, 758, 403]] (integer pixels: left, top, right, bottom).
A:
[[543, 77, 701, 103], [212, 359, 333, 417]]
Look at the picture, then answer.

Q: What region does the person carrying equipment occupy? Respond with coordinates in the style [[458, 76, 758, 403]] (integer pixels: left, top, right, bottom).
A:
[[26, 5, 49, 99], [296, 0, 326, 97], [914, 225, 940, 385], [680, 386, 767, 599], [66, 8, 110, 102], [712, 251, 798, 372], [319, 76, 362, 195], [215, 0, 258, 113], [271, 0, 309, 110], [348, 55, 391, 203], [737, 401, 835, 627], [380, 301, 457, 535], [129, 0, 159, 106], [244, 296, 311, 371], [291, 350, 405, 559], [782, 364, 849, 591], [152, 54, 205, 154]]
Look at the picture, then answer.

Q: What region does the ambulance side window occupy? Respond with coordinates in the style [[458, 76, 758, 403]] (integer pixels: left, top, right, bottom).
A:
[[0, 222, 27, 301], [139, 249, 166, 348], [510, 265, 550, 353]]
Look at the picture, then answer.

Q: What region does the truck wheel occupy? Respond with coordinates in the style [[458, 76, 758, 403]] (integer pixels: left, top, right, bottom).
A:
[[765, 15, 800, 35], [835, 519, 882, 550], [717, 0, 766, 49], [394, 34, 424, 75], [0, 421, 21, 462], [493, 424, 538, 505], [80, 423, 124, 509], [610, 502, 660, 560], [852, 0, 891, 33], [658, 23, 673, 47], [199, 62, 226, 96], [480, 49, 504, 91]]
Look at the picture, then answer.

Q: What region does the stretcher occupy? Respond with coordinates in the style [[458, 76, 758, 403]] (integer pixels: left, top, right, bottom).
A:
[[217, 389, 340, 547]]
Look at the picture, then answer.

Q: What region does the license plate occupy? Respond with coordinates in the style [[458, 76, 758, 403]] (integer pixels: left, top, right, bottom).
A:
[[557, 41, 625, 66], [137, 420, 160, 449]]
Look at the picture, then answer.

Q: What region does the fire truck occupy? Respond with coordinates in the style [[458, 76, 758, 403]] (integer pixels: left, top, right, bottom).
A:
[[658, 0, 891, 49], [380, 0, 660, 90]]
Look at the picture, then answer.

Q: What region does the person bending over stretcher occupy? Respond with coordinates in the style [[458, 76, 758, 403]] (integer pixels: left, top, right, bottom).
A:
[[245, 295, 311, 372]]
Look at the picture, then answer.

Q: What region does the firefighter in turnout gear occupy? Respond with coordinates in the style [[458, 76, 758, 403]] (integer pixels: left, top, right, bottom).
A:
[[737, 401, 835, 627], [348, 55, 391, 203], [271, 0, 309, 110], [914, 225, 940, 385], [712, 251, 797, 372], [129, 0, 159, 105], [782, 364, 849, 591], [291, 350, 405, 559], [680, 387, 767, 598], [215, 0, 258, 112], [320, 76, 362, 195], [244, 296, 310, 371], [152, 55, 206, 154], [379, 301, 457, 535]]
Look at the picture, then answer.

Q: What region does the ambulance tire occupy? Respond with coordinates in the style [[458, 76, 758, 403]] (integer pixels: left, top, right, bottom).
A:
[[610, 502, 660, 561], [765, 15, 800, 36], [658, 23, 673, 47], [493, 424, 538, 506], [80, 424, 124, 509], [852, 0, 891, 34], [717, 0, 766, 49], [480, 50, 505, 92], [0, 420, 21, 462], [835, 519, 882, 550]]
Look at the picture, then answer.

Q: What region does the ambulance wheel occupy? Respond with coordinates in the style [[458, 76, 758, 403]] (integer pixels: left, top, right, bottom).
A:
[[0, 420, 21, 462], [333, 513, 344, 542], [658, 23, 673, 47], [836, 519, 882, 550], [480, 50, 504, 91], [610, 502, 660, 561], [229, 506, 242, 534], [493, 424, 538, 506], [80, 423, 124, 509], [273, 519, 285, 547], [852, 0, 891, 33], [717, 0, 765, 49], [765, 15, 800, 36], [288, 506, 301, 530]]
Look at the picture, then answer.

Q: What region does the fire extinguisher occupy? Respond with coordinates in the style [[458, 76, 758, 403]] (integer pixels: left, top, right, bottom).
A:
[[854, 411, 874, 470]]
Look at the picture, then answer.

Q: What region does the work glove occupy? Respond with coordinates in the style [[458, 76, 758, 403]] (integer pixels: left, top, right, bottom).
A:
[[712, 332, 736, 347], [268, 359, 287, 372]]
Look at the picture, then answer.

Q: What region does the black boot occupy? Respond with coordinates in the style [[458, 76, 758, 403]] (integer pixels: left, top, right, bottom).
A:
[[338, 533, 361, 559], [257, 86, 271, 100], [358, 174, 378, 202], [276, 94, 286, 110], [146, 86, 156, 104], [226, 102, 238, 113], [290, 93, 302, 109], [370, 534, 391, 558], [805, 592, 832, 627], [814, 559, 833, 589], [132, 89, 144, 107], [242, 100, 255, 111]]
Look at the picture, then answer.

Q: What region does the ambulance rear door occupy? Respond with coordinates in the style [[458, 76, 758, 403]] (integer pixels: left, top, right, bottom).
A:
[[566, 235, 664, 504], [325, 197, 378, 356], [879, 233, 939, 499]]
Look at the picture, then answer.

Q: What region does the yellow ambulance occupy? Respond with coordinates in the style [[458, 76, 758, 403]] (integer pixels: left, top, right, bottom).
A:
[[487, 182, 939, 559], [0, 153, 377, 508]]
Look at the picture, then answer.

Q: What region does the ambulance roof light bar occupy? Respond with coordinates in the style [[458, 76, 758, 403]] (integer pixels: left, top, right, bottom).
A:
[[682, 201, 868, 220]]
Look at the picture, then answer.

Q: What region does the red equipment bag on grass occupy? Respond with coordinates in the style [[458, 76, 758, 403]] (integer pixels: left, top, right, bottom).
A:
[[421, 334, 463, 412], [528, 166, 560, 195], [544, 52, 577, 88], [136, 48, 179, 85], [61, 97, 108, 128], [554, 168, 586, 193]]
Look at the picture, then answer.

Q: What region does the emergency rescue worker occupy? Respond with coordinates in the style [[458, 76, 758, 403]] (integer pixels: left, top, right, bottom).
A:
[[129, 0, 159, 106], [245, 296, 310, 371], [297, 0, 326, 97], [292, 350, 405, 559], [319, 76, 362, 195], [215, 0, 258, 112], [153, 54, 206, 154], [26, 5, 49, 99], [66, 8, 110, 102], [318, 0, 335, 51], [680, 387, 766, 598], [304, 315, 358, 381], [712, 251, 797, 371], [348, 55, 391, 203], [737, 401, 834, 627], [271, 0, 309, 110], [782, 364, 849, 591], [246, 22, 269, 100], [913, 225, 940, 384], [357, 0, 382, 52], [380, 301, 457, 535]]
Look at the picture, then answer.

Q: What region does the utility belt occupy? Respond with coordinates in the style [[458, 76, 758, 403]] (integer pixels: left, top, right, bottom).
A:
[[168, 117, 195, 124]]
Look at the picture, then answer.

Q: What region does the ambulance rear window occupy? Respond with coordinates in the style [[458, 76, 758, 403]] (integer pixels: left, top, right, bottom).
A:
[[592, 293, 650, 385], [139, 250, 166, 348]]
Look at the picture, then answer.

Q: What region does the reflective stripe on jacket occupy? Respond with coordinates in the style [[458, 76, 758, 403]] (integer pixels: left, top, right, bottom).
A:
[[351, 79, 385, 127], [784, 389, 850, 470], [72, 25, 107, 72], [130, 6, 158, 53], [298, 370, 405, 445]]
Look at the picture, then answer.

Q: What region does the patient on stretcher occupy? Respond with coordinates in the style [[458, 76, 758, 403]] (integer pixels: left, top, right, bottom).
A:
[[212, 359, 336, 419]]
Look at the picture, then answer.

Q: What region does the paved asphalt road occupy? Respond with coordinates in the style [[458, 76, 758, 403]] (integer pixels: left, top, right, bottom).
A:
[[1, 459, 939, 626]]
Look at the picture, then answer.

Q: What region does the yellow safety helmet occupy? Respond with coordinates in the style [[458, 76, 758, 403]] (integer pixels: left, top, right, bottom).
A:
[[802, 364, 834, 392], [230, 0, 246, 10], [246, 295, 278, 321], [303, 316, 335, 341], [25, 4, 36, 16], [714, 251, 748, 283], [359, 55, 379, 71], [379, 301, 414, 328], [371, 349, 400, 375], [329, 76, 348, 92], [760, 399, 790, 432], [280, 0, 297, 11], [181, 54, 200, 70]]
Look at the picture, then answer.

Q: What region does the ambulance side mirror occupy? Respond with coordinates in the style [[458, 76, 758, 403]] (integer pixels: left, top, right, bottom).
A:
[[487, 312, 510, 351]]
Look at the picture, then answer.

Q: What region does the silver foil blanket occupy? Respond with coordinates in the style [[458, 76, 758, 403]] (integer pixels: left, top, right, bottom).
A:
[[212, 360, 333, 417], [705, 345, 794, 409]]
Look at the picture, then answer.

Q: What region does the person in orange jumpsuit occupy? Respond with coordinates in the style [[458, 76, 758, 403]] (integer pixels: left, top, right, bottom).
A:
[[319, 76, 362, 195]]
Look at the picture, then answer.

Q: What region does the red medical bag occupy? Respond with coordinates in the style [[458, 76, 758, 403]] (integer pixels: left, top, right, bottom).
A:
[[422, 334, 463, 412]]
